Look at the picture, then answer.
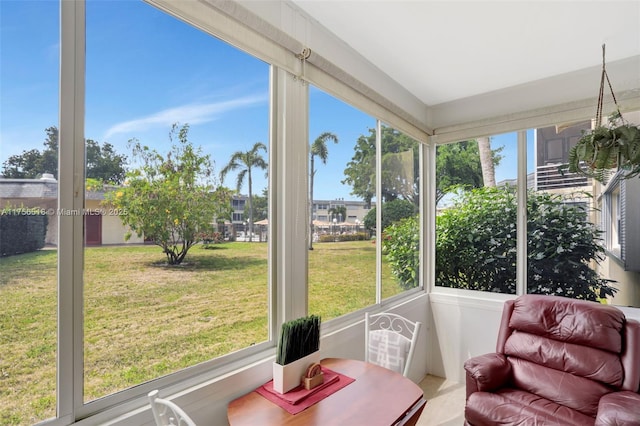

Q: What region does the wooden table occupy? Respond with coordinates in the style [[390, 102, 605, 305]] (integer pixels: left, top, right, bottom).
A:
[[227, 358, 426, 426]]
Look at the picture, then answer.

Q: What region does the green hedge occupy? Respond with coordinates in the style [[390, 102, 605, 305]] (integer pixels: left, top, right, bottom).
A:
[[382, 216, 419, 290], [435, 187, 615, 300], [318, 232, 369, 243], [0, 209, 48, 256]]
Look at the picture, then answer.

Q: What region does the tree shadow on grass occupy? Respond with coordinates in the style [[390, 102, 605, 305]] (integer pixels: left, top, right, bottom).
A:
[[150, 251, 266, 272]]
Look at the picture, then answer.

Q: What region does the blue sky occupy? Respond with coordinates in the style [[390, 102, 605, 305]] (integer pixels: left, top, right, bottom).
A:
[[1, 0, 532, 202]]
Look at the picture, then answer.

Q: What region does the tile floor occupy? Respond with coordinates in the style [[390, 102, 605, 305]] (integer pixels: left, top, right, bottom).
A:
[[416, 375, 466, 425]]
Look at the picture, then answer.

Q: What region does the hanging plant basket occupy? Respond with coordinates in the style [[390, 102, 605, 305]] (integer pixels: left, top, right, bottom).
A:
[[568, 45, 640, 183]]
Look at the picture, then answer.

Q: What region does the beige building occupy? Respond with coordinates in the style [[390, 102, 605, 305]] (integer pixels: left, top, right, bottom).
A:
[[0, 175, 144, 246]]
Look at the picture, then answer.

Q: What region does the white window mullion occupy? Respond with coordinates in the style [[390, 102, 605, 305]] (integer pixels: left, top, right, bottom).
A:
[[516, 130, 528, 295], [423, 138, 436, 293], [375, 120, 382, 304], [58, 0, 85, 421], [273, 67, 309, 324]]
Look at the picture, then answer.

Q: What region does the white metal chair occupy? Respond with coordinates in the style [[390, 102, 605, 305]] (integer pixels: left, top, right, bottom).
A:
[[365, 312, 421, 377], [148, 390, 196, 426]]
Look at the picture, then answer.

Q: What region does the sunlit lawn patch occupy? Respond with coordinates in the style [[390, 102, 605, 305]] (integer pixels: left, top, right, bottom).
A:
[[0, 240, 399, 424]]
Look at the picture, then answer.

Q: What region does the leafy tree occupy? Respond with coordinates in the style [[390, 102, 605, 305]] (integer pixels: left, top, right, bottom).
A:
[[1, 126, 127, 183], [199, 186, 234, 246], [2, 148, 43, 178], [434, 187, 616, 300], [362, 199, 416, 232], [85, 139, 128, 184], [245, 188, 268, 223], [211, 186, 235, 225], [343, 127, 502, 207], [342, 126, 418, 207], [105, 123, 229, 265], [435, 140, 502, 204], [2, 127, 58, 178], [381, 139, 420, 205], [309, 131, 338, 250], [220, 142, 267, 242]]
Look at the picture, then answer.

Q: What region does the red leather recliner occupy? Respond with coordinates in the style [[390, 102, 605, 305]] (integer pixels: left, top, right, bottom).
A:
[[464, 294, 640, 426]]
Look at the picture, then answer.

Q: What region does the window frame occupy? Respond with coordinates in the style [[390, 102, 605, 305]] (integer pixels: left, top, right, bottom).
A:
[[54, 2, 429, 423], [49, 1, 640, 423]]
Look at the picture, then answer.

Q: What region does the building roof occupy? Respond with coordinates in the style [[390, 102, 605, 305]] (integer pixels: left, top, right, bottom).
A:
[[0, 178, 58, 199], [0, 177, 108, 201]]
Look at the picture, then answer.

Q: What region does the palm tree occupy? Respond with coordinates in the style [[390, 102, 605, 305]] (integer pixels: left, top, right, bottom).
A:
[[328, 205, 347, 237], [328, 205, 347, 222], [477, 137, 496, 187], [221, 142, 267, 241], [309, 132, 338, 250]]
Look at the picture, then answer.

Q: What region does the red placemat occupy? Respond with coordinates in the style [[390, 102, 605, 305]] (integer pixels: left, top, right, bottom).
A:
[[256, 366, 355, 414]]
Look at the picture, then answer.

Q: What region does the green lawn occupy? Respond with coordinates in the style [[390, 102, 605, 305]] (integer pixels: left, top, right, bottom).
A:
[[0, 241, 399, 425]]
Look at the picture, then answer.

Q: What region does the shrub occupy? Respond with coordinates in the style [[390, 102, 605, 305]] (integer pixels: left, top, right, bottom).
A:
[[436, 187, 517, 293], [526, 191, 615, 299], [318, 232, 369, 243], [363, 199, 416, 232], [382, 216, 419, 290], [435, 187, 615, 300], [199, 230, 224, 248], [0, 208, 48, 256]]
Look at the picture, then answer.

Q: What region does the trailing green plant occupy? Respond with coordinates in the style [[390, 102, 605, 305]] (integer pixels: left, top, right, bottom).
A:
[[568, 112, 640, 182], [568, 45, 640, 183], [275, 315, 321, 365]]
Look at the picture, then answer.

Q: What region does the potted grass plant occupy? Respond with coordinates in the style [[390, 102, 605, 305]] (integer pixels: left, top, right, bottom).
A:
[[568, 45, 640, 183], [273, 315, 321, 394]]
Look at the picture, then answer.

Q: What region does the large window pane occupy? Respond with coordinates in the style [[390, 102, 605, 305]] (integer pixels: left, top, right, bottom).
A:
[[380, 125, 421, 298], [0, 1, 60, 423], [597, 110, 640, 308], [529, 122, 602, 299], [435, 134, 520, 293], [308, 88, 376, 320], [84, 1, 270, 401], [435, 123, 637, 306], [534, 116, 640, 306]]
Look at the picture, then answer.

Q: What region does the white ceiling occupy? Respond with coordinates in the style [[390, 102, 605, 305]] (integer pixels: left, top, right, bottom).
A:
[[292, 0, 640, 107]]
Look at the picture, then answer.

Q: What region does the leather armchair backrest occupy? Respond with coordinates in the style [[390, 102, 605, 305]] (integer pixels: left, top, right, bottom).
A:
[[508, 295, 625, 353], [496, 295, 633, 417]]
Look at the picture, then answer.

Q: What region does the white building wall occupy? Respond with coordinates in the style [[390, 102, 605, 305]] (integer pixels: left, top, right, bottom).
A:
[[101, 214, 145, 245]]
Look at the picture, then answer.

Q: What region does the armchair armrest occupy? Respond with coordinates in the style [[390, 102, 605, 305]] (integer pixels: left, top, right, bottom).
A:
[[595, 391, 640, 426], [464, 353, 511, 399]]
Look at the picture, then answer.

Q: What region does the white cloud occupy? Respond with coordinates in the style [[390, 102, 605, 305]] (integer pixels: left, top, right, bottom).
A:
[[104, 94, 266, 139]]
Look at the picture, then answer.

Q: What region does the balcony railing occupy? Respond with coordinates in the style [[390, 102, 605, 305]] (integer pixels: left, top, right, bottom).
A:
[[536, 163, 590, 190]]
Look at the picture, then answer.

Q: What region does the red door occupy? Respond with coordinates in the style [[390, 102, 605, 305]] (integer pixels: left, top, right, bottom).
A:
[[85, 212, 102, 246]]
